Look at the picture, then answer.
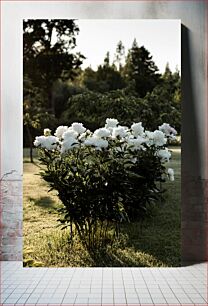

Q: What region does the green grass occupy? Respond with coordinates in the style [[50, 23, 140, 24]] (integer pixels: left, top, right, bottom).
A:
[[23, 147, 181, 267]]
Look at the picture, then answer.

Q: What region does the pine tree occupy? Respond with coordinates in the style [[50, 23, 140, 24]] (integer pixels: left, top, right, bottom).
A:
[[122, 39, 161, 97]]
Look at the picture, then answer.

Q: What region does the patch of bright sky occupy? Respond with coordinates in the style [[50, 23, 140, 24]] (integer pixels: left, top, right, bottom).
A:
[[74, 19, 181, 74]]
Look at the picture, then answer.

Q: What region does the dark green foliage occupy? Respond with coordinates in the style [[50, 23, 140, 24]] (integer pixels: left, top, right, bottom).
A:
[[62, 90, 147, 131], [52, 81, 85, 119], [38, 147, 129, 250], [23, 19, 85, 159], [23, 76, 56, 160], [82, 53, 126, 93], [24, 77, 56, 131], [142, 66, 181, 132], [62, 75, 181, 132], [23, 19, 85, 113], [122, 145, 165, 221]]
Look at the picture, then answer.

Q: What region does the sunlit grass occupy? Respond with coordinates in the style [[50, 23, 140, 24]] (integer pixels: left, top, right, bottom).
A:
[[23, 147, 181, 267]]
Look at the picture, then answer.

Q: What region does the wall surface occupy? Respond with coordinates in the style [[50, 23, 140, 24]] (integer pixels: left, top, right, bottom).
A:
[[0, 0, 207, 263]]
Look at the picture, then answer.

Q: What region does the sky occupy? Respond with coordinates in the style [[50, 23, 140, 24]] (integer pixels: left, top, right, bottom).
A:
[[74, 19, 181, 73]]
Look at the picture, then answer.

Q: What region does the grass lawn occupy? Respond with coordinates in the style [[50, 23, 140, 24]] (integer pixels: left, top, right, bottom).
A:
[[23, 147, 181, 267]]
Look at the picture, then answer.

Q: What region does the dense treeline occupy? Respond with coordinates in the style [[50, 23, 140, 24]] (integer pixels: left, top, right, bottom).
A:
[[23, 19, 181, 161]]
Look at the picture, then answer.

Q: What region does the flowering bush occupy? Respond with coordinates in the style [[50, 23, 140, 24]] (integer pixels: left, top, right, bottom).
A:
[[34, 119, 176, 250]]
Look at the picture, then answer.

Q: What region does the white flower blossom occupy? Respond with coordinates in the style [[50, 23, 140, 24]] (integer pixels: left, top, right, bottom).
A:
[[153, 130, 167, 147], [144, 131, 154, 146], [63, 128, 78, 139], [71, 122, 86, 134], [61, 137, 79, 154], [54, 126, 68, 139], [159, 123, 177, 137], [112, 126, 127, 139], [78, 130, 92, 142], [131, 122, 144, 137], [84, 136, 108, 150], [157, 148, 171, 162], [44, 128, 51, 136], [167, 168, 174, 181], [105, 118, 119, 129], [34, 135, 58, 150], [94, 128, 111, 138], [145, 131, 154, 139], [35, 119, 176, 183], [128, 136, 147, 151], [34, 136, 45, 147]]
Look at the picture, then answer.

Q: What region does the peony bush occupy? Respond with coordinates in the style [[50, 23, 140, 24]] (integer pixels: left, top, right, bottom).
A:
[[34, 119, 176, 250]]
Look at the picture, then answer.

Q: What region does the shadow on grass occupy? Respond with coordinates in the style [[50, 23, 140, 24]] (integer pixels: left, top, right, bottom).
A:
[[88, 248, 150, 267], [23, 214, 180, 267], [86, 209, 180, 267], [86, 230, 180, 267], [29, 196, 57, 210], [120, 218, 180, 267]]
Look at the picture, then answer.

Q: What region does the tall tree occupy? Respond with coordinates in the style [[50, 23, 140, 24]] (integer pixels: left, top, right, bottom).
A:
[[122, 39, 161, 97], [114, 40, 125, 71], [23, 19, 85, 114]]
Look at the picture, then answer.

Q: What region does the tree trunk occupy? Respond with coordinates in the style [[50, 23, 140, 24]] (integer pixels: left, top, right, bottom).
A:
[[26, 125, 33, 163]]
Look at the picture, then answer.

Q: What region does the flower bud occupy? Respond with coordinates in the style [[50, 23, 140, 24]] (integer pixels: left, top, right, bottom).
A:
[[44, 128, 51, 137]]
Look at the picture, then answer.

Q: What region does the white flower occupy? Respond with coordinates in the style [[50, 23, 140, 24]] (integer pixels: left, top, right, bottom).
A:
[[63, 128, 78, 140], [145, 131, 154, 139], [167, 168, 174, 181], [105, 118, 119, 129], [34, 136, 45, 147], [159, 123, 177, 137], [157, 148, 171, 162], [145, 131, 154, 146], [131, 122, 144, 137], [79, 129, 92, 141], [94, 128, 111, 138], [128, 136, 146, 151], [112, 126, 127, 139], [44, 128, 51, 136], [34, 135, 58, 150], [153, 130, 167, 147], [61, 137, 79, 154], [84, 136, 108, 150], [54, 126, 68, 139], [86, 129, 92, 135], [170, 127, 177, 135], [95, 138, 108, 149], [71, 122, 86, 134]]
